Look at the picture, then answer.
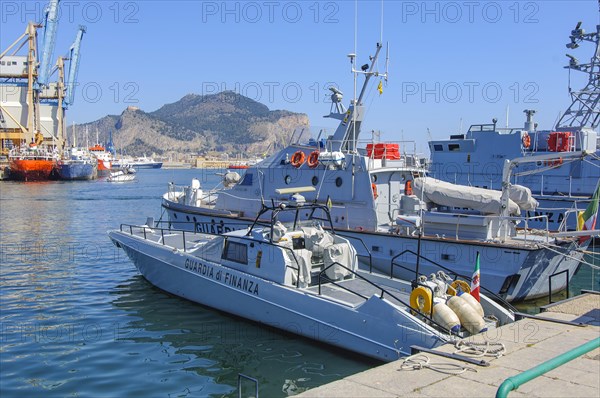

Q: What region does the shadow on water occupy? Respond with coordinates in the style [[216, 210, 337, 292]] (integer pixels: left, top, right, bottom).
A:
[[110, 275, 377, 397]]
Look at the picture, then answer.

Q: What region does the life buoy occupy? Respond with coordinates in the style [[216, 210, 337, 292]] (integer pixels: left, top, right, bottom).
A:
[[307, 151, 319, 168], [410, 286, 433, 315], [405, 180, 413, 196], [449, 279, 471, 295], [522, 133, 531, 149], [371, 183, 378, 199], [290, 151, 305, 168]]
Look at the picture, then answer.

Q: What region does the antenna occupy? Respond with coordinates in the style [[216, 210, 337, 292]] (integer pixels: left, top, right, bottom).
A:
[[380, 0, 384, 45]]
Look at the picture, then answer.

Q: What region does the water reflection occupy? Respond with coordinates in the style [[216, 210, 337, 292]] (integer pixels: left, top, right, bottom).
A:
[[110, 276, 375, 396]]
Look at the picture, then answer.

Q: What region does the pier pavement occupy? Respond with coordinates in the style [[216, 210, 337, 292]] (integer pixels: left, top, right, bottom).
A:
[[297, 292, 600, 397]]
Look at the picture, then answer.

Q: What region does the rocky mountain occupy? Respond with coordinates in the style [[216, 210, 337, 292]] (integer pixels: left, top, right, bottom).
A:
[[73, 91, 309, 157]]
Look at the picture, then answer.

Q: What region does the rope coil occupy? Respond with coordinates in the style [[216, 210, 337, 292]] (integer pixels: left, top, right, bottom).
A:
[[398, 354, 477, 375], [454, 340, 506, 358]]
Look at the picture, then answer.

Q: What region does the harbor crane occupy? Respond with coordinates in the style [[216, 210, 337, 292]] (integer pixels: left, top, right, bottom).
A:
[[37, 0, 60, 88]]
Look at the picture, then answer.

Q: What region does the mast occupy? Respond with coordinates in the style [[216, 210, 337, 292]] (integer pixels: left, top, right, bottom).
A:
[[556, 21, 600, 130], [326, 43, 388, 152]]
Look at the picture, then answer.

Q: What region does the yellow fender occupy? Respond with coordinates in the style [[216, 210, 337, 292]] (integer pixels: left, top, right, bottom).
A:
[[410, 286, 433, 314]]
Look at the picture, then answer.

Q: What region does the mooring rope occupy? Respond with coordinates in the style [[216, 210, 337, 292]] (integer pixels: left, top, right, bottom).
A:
[[398, 354, 477, 375], [454, 341, 506, 358]]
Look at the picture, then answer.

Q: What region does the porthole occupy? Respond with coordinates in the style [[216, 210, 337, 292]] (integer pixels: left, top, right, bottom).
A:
[[285, 175, 292, 185], [312, 176, 318, 186], [335, 177, 343, 187], [372, 174, 377, 183], [186, 216, 190, 222]]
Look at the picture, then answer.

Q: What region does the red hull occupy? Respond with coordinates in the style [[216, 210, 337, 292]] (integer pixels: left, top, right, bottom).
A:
[[228, 164, 249, 169], [9, 159, 56, 181]]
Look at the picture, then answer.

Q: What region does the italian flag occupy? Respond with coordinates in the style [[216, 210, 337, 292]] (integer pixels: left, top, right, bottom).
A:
[[578, 184, 600, 244], [471, 251, 481, 302]]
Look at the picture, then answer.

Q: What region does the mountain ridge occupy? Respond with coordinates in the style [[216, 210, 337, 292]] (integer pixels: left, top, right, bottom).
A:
[[73, 91, 309, 157]]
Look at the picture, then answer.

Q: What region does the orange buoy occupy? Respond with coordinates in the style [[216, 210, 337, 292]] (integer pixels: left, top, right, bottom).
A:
[[372, 183, 378, 199], [290, 151, 305, 168]]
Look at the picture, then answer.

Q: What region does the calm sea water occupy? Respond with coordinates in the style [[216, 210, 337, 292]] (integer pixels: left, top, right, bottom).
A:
[[1, 169, 598, 397], [0, 169, 375, 398]]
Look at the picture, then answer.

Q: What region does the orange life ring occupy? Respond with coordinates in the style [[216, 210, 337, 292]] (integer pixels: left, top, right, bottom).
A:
[[290, 151, 305, 168], [372, 183, 378, 199], [405, 180, 413, 196], [522, 133, 531, 149], [307, 151, 319, 168]]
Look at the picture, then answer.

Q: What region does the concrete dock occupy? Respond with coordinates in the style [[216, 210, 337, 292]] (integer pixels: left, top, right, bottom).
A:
[[297, 293, 600, 397]]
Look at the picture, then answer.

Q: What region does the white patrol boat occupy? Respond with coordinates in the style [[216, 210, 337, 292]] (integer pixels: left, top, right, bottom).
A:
[[109, 190, 515, 362], [161, 43, 591, 302]]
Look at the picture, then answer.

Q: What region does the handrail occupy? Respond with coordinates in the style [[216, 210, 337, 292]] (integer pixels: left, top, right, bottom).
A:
[[119, 223, 303, 288], [317, 261, 460, 337], [548, 269, 570, 304], [390, 249, 517, 312], [238, 373, 259, 398], [337, 234, 373, 272], [496, 337, 600, 398]]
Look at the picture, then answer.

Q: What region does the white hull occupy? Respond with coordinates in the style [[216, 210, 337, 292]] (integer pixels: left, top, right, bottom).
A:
[[109, 230, 449, 361], [162, 199, 585, 302]]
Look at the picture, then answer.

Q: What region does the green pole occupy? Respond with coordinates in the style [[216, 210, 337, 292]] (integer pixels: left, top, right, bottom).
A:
[[496, 337, 600, 398]]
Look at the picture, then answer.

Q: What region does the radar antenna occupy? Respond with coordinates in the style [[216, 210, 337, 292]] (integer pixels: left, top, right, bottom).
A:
[[556, 20, 600, 130]]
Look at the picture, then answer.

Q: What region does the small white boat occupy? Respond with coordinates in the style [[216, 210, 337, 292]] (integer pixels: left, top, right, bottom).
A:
[[107, 167, 136, 182], [109, 191, 514, 361]]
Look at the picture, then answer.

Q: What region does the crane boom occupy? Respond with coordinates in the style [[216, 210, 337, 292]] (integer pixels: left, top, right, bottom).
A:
[[37, 0, 60, 87], [64, 26, 86, 107]]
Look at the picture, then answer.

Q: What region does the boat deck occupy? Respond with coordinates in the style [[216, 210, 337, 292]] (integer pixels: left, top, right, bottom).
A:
[[305, 275, 411, 309]]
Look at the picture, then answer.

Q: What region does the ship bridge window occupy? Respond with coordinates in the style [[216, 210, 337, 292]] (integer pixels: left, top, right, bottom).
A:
[[433, 144, 443, 151], [240, 173, 253, 186], [0, 61, 5, 66], [222, 240, 248, 264], [448, 144, 460, 151]]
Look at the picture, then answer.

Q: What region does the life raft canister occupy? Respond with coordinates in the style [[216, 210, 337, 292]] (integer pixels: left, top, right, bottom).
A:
[[290, 151, 305, 168], [307, 151, 319, 168]]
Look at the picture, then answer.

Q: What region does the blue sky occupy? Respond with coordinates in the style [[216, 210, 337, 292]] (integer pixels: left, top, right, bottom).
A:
[[1, 1, 598, 153]]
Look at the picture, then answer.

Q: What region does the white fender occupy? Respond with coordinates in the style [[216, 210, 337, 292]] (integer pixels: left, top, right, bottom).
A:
[[459, 291, 485, 317], [432, 301, 461, 334], [447, 295, 486, 335]]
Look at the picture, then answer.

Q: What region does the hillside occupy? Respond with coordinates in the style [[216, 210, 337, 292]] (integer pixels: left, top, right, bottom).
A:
[[73, 91, 309, 157]]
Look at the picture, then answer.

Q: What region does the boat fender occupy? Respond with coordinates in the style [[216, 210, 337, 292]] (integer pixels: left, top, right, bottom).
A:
[[410, 286, 432, 315], [446, 296, 487, 335], [432, 301, 461, 334], [291, 151, 305, 168], [307, 151, 319, 168], [458, 291, 485, 317], [405, 180, 413, 196], [372, 183, 378, 199]]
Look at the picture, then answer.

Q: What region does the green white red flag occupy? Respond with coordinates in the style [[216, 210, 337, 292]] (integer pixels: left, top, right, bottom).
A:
[[471, 252, 481, 301], [578, 184, 599, 244]]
